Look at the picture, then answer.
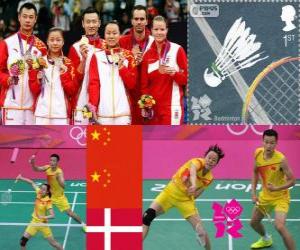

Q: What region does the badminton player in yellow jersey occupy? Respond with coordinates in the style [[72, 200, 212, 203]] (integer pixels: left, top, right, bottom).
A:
[[250, 129, 296, 250], [143, 145, 225, 250], [16, 174, 63, 250], [29, 154, 86, 232]]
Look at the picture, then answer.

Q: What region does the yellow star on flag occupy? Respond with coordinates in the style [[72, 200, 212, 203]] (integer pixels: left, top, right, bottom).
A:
[[91, 130, 100, 141], [101, 168, 112, 187], [91, 171, 101, 182]]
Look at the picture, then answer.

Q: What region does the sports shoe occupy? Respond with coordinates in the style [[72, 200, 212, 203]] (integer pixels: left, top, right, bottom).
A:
[[251, 237, 272, 249]]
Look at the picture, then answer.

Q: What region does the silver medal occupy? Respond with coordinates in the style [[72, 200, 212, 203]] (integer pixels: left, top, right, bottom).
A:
[[24, 50, 32, 61], [54, 57, 63, 68]]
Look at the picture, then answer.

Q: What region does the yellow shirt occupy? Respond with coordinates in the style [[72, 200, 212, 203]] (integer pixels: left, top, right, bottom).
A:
[[255, 147, 289, 200], [172, 158, 213, 193], [45, 166, 64, 198], [32, 187, 52, 223]]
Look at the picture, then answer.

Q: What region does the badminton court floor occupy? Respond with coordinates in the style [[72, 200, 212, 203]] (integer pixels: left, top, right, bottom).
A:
[[0, 180, 86, 250], [143, 180, 300, 250]]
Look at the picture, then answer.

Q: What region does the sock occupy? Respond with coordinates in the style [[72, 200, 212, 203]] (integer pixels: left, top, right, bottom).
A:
[[263, 234, 271, 241]]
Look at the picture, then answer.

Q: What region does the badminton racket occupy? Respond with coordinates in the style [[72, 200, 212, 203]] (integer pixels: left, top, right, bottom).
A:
[[195, 222, 206, 247], [255, 201, 273, 225], [242, 57, 299, 124], [190, 194, 206, 247]]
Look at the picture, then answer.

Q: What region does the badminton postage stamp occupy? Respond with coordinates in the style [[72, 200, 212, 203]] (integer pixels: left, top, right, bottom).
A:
[[188, 0, 299, 124]]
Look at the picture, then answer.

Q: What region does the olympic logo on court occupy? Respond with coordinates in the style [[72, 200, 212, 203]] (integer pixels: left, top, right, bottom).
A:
[[226, 125, 273, 136], [212, 199, 244, 238], [69, 126, 86, 146], [225, 206, 241, 215]]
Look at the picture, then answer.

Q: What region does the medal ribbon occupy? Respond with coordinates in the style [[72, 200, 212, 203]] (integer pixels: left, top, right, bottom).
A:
[[105, 49, 119, 65], [160, 40, 171, 65], [132, 35, 149, 54], [86, 34, 100, 42], [17, 32, 35, 57]]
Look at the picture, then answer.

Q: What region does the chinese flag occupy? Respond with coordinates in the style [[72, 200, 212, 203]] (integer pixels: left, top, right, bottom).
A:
[[87, 126, 142, 250]]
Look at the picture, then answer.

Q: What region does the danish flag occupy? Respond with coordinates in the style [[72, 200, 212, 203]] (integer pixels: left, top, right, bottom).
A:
[[87, 126, 143, 250]]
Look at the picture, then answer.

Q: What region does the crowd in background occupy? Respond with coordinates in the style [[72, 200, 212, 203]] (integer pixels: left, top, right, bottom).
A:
[[0, 0, 187, 42]]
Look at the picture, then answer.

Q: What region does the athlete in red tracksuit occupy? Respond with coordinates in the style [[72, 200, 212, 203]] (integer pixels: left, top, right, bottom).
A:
[[140, 16, 187, 125], [119, 5, 154, 124], [68, 35, 103, 83], [67, 7, 104, 124], [0, 3, 47, 125], [88, 21, 137, 125], [29, 28, 77, 125]]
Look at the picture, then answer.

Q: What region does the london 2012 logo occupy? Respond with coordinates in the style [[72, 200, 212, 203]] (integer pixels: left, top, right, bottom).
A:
[[212, 199, 243, 238]]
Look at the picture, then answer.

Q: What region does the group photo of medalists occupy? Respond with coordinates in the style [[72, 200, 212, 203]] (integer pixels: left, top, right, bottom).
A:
[[0, 2, 187, 125]]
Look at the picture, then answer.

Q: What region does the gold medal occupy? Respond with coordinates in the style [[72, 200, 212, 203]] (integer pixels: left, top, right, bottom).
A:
[[111, 53, 119, 64], [80, 36, 89, 46]]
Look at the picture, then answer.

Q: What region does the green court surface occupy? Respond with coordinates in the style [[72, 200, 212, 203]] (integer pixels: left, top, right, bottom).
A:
[[143, 180, 300, 250], [0, 180, 86, 250]]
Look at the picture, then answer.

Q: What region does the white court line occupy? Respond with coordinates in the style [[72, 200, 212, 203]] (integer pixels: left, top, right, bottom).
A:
[[0, 223, 83, 227], [155, 218, 300, 222], [228, 235, 233, 250], [0, 190, 85, 194], [8, 198, 300, 204], [143, 198, 300, 202], [1, 218, 300, 227], [0, 202, 85, 205], [63, 192, 78, 249]]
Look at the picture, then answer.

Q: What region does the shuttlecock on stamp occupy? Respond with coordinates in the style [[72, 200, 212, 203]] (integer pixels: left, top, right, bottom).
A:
[[204, 17, 268, 87]]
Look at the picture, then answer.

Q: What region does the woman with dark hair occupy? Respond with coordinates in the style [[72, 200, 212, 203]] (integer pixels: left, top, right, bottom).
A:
[[143, 145, 225, 250], [16, 174, 63, 250], [88, 20, 137, 125], [30, 27, 77, 125]]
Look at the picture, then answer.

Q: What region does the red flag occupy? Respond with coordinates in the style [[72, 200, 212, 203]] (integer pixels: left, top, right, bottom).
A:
[[87, 126, 142, 250]]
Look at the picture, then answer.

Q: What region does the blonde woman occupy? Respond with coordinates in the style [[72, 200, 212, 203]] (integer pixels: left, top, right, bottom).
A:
[[141, 16, 187, 125]]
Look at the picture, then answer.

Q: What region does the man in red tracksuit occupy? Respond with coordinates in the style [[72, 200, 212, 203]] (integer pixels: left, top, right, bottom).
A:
[[119, 5, 154, 125], [68, 7, 104, 124], [0, 2, 47, 125]]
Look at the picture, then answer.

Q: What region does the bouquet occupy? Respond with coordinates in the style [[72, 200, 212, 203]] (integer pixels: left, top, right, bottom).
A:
[[82, 103, 99, 125], [32, 57, 48, 96], [32, 57, 48, 70], [8, 59, 26, 99], [138, 94, 156, 120]]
